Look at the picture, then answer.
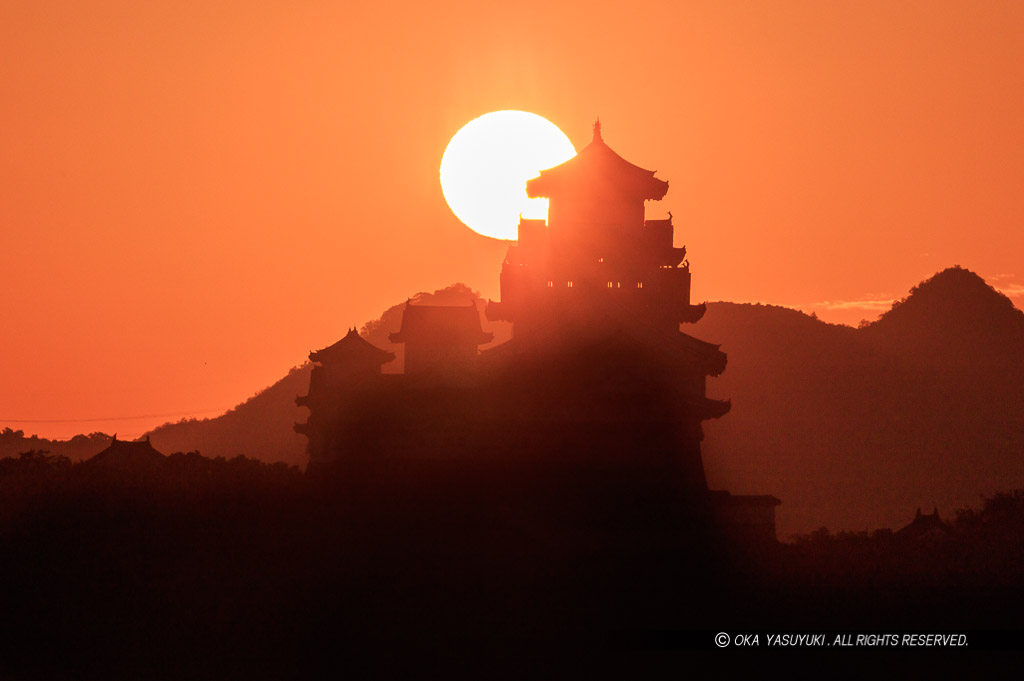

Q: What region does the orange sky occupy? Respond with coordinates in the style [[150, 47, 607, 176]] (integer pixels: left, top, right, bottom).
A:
[[2, 1, 1023, 439]]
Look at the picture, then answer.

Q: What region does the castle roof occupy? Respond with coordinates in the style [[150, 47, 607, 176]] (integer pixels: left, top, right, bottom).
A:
[[526, 121, 668, 201], [389, 302, 494, 345], [310, 328, 395, 366], [84, 435, 165, 468], [895, 507, 951, 541], [677, 331, 728, 377]]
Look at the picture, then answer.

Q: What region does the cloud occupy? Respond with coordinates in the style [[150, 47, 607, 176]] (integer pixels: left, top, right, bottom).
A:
[[810, 297, 896, 312], [995, 284, 1024, 298], [985, 273, 1024, 298]]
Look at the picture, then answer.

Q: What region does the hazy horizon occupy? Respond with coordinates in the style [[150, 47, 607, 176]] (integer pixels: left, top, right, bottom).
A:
[[5, 265, 1020, 443]]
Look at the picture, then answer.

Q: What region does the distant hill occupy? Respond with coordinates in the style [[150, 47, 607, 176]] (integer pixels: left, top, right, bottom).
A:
[[7, 269, 1020, 538], [146, 365, 313, 467], [861, 265, 1024, 360], [146, 284, 512, 468], [0, 429, 113, 463], [698, 267, 1024, 538]]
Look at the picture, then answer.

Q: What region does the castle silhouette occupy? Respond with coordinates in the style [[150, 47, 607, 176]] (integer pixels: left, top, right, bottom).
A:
[[296, 121, 779, 542]]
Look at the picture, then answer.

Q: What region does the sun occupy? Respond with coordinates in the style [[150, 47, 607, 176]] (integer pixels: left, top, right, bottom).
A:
[[440, 111, 576, 240]]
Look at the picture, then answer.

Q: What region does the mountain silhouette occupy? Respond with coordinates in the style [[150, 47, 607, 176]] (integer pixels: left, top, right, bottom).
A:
[[145, 366, 313, 467], [146, 284, 511, 467], [0, 430, 114, 463], [862, 265, 1024, 360], [6, 269, 1020, 538], [698, 267, 1024, 537]]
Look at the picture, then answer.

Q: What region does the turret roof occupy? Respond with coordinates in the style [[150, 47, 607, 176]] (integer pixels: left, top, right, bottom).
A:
[[389, 302, 494, 345], [527, 120, 669, 200], [85, 435, 165, 468], [309, 328, 396, 366]]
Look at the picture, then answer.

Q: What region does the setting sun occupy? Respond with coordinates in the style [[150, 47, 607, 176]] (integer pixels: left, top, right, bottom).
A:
[[439, 110, 576, 240]]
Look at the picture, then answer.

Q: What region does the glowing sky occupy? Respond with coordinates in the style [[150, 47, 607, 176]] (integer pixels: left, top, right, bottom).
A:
[[2, 1, 1022, 438]]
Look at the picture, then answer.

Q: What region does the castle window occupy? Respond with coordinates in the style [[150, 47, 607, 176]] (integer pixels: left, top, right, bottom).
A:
[[607, 282, 613, 288], [567, 281, 573, 288], [637, 282, 644, 289], [546, 281, 553, 287], [617, 282, 621, 288]]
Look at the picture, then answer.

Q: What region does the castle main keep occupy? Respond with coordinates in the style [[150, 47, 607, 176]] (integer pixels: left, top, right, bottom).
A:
[[296, 122, 778, 541]]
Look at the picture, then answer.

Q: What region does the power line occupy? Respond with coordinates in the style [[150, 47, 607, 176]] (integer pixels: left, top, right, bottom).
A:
[[0, 407, 229, 424]]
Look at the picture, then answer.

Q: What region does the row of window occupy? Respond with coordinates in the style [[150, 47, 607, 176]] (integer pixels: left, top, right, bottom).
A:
[[545, 281, 645, 289]]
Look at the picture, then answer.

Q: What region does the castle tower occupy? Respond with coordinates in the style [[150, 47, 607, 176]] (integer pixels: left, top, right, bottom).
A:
[[486, 121, 706, 345], [294, 121, 778, 537], [294, 123, 773, 526], [482, 123, 729, 492], [294, 328, 395, 467], [389, 301, 494, 376]]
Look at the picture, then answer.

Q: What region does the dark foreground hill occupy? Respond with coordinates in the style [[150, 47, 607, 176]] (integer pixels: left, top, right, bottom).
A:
[[1, 449, 1022, 673]]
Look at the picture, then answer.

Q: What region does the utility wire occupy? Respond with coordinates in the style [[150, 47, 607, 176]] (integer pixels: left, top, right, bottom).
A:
[[1, 407, 230, 424]]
